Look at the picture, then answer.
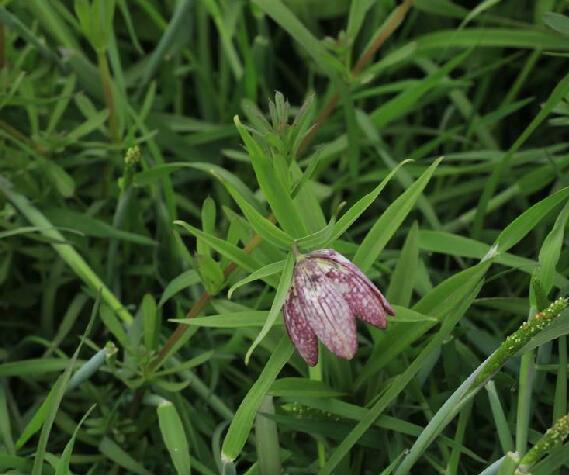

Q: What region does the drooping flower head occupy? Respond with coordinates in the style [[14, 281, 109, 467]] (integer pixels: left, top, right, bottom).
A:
[[283, 249, 395, 366]]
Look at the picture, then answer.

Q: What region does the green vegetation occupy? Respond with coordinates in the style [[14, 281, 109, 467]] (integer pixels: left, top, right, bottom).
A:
[[2, 1, 569, 474]]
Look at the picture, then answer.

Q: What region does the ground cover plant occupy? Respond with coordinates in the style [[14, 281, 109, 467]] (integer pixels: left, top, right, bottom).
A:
[[2, 0, 569, 474]]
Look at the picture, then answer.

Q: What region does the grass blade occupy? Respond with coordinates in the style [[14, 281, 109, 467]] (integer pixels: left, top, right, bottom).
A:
[[354, 157, 443, 272], [157, 400, 192, 475], [221, 335, 293, 463]]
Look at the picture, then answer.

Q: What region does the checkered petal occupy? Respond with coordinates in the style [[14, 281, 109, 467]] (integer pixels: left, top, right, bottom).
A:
[[308, 248, 395, 318], [294, 259, 357, 360], [283, 287, 319, 366]]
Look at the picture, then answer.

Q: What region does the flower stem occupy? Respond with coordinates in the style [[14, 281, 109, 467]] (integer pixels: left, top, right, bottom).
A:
[[309, 361, 326, 467]]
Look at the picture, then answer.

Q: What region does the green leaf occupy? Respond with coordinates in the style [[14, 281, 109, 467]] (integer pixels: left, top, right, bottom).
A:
[[158, 269, 201, 307], [195, 252, 225, 295], [221, 335, 293, 462], [520, 311, 569, 354], [138, 0, 196, 87], [492, 187, 569, 255], [228, 260, 285, 298], [387, 222, 419, 307], [416, 230, 569, 287], [416, 28, 565, 51], [544, 12, 569, 38], [55, 405, 96, 475], [100, 304, 129, 349], [296, 218, 337, 251], [390, 306, 436, 323], [175, 220, 260, 273], [65, 109, 109, 141], [157, 401, 192, 475], [245, 252, 295, 363], [172, 310, 277, 328], [269, 378, 344, 398], [218, 172, 293, 250], [41, 160, 75, 198], [538, 200, 569, 294], [354, 157, 443, 272], [234, 116, 307, 237], [198, 196, 217, 257], [346, 0, 376, 41]]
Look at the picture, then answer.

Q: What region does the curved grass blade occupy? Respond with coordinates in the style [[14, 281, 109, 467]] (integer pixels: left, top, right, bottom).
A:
[[171, 311, 276, 328], [157, 400, 192, 475], [175, 220, 260, 273], [221, 335, 293, 463], [228, 260, 285, 298], [326, 159, 411, 245], [217, 173, 293, 250], [55, 405, 96, 475], [245, 252, 294, 363], [354, 157, 443, 272]]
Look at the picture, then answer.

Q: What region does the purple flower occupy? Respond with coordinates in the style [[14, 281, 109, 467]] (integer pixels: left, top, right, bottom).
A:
[[283, 249, 395, 366]]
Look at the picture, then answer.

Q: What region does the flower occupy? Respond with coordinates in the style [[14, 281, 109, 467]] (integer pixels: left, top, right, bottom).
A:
[[283, 249, 395, 366]]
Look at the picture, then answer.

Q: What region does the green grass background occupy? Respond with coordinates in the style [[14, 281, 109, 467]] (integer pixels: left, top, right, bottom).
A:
[[1, 0, 569, 474]]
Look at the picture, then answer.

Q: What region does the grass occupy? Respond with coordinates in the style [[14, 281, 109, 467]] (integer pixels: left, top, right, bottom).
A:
[[1, 1, 569, 474]]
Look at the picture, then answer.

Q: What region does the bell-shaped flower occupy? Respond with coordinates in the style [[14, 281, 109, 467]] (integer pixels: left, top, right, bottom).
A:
[[283, 249, 395, 366]]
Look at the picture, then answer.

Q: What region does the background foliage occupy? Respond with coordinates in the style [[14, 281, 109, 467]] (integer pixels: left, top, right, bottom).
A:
[[2, 0, 569, 474]]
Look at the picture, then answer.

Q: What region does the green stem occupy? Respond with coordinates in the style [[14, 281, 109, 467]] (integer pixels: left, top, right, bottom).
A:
[[486, 380, 514, 453], [309, 362, 326, 467], [97, 50, 119, 143]]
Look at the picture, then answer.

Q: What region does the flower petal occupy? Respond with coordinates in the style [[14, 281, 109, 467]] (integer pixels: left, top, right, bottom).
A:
[[308, 248, 395, 317], [342, 274, 389, 328], [295, 259, 357, 360], [283, 287, 319, 366], [309, 257, 388, 328]]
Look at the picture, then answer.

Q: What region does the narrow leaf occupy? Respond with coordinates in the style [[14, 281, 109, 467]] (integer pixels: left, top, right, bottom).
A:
[[245, 252, 295, 363], [221, 336, 293, 462], [354, 157, 443, 272]]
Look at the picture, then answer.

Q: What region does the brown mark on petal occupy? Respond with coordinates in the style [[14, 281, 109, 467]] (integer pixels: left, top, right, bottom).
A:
[[283, 286, 319, 366]]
